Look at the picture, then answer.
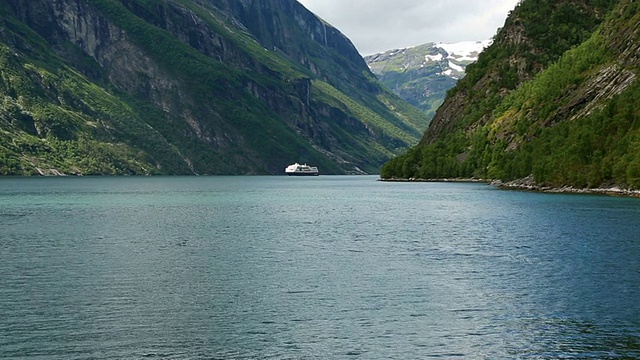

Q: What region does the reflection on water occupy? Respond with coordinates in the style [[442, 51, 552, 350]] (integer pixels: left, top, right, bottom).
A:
[[0, 176, 639, 359]]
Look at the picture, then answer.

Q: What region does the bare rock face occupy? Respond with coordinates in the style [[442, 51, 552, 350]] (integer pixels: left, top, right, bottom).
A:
[[549, 65, 637, 125], [206, 0, 372, 90], [6, 0, 189, 119]]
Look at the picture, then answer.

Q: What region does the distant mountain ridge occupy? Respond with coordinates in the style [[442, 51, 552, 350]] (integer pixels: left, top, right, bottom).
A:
[[0, 0, 429, 175], [365, 40, 490, 119]]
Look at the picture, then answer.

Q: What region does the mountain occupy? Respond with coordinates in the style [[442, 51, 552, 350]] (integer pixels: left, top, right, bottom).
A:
[[0, 0, 430, 175], [381, 0, 640, 190], [365, 40, 490, 120]]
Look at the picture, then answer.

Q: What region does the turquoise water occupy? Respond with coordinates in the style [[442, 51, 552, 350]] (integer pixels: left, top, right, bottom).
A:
[[1, 175, 639, 359]]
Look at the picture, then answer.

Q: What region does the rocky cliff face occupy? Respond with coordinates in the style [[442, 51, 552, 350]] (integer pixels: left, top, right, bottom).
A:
[[208, 0, 369, 80], [0, 0, 428, 175]]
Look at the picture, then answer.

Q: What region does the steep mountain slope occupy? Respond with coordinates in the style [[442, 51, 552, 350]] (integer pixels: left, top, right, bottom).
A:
[[381, 0, 640, 190], [365, 41, 490, 120], [0, 0, 429, 175]]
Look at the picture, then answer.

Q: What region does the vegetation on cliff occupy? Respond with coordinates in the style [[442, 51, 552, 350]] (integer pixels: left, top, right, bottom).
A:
[[381, 0, 640, 189], [0, 0, 429, 175]]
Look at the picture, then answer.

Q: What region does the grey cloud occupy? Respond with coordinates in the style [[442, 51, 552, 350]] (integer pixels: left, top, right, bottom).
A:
[[298, 0, 519, 55]]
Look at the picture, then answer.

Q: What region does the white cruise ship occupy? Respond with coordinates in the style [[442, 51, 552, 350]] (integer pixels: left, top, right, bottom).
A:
[[285, 163, 319, 176]]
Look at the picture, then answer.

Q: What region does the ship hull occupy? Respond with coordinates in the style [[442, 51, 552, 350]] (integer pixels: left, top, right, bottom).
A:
[[286, 172, 319, 176]]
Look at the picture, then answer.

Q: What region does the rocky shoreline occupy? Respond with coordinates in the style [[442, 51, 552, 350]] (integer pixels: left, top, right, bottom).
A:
[[492, 175, 640, 197], [380, 175, 640, 198]]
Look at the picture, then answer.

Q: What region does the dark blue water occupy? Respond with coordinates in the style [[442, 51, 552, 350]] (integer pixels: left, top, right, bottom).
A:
[[1, 176, 639, 359]]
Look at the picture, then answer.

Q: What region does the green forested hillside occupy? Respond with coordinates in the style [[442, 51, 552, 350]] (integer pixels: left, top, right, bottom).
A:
[[0, 0, 429, 175], [382, 0, 640, 189]]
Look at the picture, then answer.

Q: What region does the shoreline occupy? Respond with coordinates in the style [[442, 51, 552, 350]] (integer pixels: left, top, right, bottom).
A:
[[379, 177, 489, 183], [379, 177, 640, 198], [494, 181, 640, 198]]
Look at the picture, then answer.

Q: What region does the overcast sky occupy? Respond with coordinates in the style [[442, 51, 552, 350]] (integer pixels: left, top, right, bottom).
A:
[[297, 0, 520, 56]]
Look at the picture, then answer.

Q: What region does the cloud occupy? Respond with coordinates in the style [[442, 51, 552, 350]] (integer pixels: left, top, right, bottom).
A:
[[297, 0, 519, 55]]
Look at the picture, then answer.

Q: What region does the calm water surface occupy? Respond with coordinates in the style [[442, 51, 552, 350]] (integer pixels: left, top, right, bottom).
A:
[[1, 176, 639, 359]]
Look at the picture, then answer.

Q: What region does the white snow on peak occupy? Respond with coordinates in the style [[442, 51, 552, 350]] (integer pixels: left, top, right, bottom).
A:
[[425, 53, 444, 62], [437, 40, 491, 62], [367, 39, 492, 80], [448, 62, 464, 73]]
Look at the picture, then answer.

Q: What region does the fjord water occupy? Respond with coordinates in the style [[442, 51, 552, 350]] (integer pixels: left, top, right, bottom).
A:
[[1, 176, 639, 359]]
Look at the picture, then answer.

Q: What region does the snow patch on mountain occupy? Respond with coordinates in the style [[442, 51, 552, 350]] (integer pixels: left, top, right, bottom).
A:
[[438, 40, 492, 62], [425, 53, 444, 62], [366, 40, 491, 81], [448, 61, 465, 73], [432, 40, 491, 79]]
